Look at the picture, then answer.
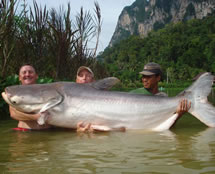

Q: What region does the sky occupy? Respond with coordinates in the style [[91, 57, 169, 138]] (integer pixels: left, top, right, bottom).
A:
[[23, 0, 136, 53]]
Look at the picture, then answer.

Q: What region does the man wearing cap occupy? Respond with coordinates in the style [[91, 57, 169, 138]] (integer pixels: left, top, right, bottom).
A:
[[76, 66, 127, 132], [130, 62, 191, 117], [130, 62, 167, 96], [76, 66, 94, 84], [76, 66, 95, 132]]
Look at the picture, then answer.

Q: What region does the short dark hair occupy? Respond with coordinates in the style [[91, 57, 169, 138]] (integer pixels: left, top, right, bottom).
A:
[[19, 64, 37, 74]]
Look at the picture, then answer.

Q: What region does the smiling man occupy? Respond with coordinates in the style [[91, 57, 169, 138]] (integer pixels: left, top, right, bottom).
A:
[[130, 62, 167, 96], [19, 65, 38, 85], [130, 62, 191, 119], [9, 64, 51, 131]]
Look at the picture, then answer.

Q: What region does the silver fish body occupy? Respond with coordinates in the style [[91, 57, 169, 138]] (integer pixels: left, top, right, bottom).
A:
[[2, 74, 215, 131]]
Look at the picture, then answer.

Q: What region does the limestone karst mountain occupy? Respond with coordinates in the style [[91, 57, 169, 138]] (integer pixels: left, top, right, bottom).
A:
[[109, 0, 215, 47]]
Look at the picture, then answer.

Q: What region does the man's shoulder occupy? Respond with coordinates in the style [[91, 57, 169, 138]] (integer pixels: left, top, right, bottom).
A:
[[129, 88, 152, 95], [130, 88, 168, 96], [155, 91, 168, 97]]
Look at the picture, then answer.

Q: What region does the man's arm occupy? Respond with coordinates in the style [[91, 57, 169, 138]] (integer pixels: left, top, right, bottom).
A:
[[9, 106, 40, 121]]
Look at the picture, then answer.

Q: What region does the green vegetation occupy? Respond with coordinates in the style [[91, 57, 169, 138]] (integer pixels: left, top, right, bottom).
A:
[[125, 0, 150, 22], [153, 21, 165, 31], [0, 0, 105, 119], [183, 3, 196, 21], [98, 15, 215, 86], [155, 0, 173, 13], [0, 0, 105, 80]]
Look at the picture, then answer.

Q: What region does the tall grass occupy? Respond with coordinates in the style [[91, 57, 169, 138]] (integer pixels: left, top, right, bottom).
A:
[[0, 0, 107, 119], [0, 0, 107, 80]]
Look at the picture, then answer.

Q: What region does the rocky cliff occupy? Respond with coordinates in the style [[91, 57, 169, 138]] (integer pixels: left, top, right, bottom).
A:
[[109, 0, 215, 47]]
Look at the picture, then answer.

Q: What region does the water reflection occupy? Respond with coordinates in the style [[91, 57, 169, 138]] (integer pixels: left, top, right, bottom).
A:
[[1, 127, 213, 174], [7, 131, 52, 173], [190, 128, 215, 162]]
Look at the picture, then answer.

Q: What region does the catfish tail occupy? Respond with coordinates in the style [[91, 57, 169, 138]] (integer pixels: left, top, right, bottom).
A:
[[183, 72, 215, 127]]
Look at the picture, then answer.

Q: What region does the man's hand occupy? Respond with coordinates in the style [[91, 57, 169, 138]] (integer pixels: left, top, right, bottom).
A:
[[76, 122, 94, 133], [176, 99, 191, 116]]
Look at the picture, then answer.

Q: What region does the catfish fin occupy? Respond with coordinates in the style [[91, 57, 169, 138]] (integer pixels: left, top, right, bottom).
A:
[[91, 125, 126, 132], [37, 112, 46, 125], [90, 77, 120, 90], [39, 95, 63, 113], [91, 125, 112, 131], [37, 111, 50, 125], [185, 72, 215, 127], [153, 113, 179, 131]]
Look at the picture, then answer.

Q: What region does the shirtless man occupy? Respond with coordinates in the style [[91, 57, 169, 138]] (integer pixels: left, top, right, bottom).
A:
[[9, 65, 51, 131]]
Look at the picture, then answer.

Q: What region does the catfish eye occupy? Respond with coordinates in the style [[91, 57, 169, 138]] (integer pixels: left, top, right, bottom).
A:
[[12, 100, 17, 104]]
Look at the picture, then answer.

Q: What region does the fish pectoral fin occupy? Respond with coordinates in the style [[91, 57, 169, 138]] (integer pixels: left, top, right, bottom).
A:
[[90, 125, 112, 131], [91, 77, 120, 90], [152, 113, 179, 131], [90, 125, 126, 132], [39, 96, 63, 113], [37, 112, 49, 125]]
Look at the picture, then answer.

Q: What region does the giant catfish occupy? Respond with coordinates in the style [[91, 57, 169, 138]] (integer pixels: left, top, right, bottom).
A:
[[2, 73, 215, 131]]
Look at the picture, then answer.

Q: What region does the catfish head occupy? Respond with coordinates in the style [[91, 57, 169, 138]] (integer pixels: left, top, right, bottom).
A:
[[2, 83, 64, 114]]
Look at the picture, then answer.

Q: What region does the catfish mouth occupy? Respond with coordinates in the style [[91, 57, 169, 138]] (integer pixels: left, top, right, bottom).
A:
[[2, 90, 22, 107], [1, 92, 12, 105], [1, 90, 42, 114]]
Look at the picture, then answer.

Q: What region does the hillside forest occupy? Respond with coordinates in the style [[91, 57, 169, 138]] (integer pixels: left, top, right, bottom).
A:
[[98, 14, 215, 87]]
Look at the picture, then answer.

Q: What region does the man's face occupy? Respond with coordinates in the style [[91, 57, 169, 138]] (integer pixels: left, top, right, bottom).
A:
[[19, 65, 38, 85], [76, 69, 94, 84], [141, 75, 160, 89]]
